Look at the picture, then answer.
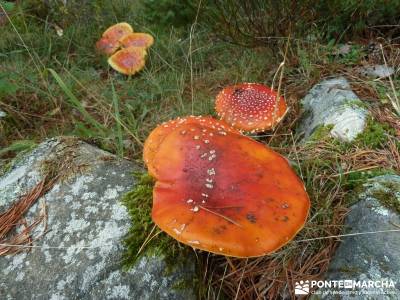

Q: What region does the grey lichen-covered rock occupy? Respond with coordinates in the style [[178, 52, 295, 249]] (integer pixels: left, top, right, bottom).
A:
[[298, 77, 369, 142], [316, 175, 400, 299], [0, 137, 196, 300], [357, 65, 395, 79]]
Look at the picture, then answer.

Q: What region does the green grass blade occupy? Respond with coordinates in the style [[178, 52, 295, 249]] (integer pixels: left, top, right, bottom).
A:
[[0, 1, 16, 12], [111, 79, 124, 157], [48, 68, 105, 132], [0, 140, 36, 157]]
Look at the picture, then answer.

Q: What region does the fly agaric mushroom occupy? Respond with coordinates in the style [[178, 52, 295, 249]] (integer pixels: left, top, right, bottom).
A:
[[108, 46, 147, 75], [146, 117, 310, 257], [96, 37, 120, 55], [103, 22, 133, 40], [143, 116, 239, 176], [120, 33, 154, 49], [215, 83, 288, 133], [96, 22, 133, 55]]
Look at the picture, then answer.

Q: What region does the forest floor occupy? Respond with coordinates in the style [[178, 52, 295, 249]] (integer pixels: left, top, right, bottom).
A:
[[0, 1, 399, 299]]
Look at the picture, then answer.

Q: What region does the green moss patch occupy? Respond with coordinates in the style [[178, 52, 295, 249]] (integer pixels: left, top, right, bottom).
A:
[[0, 140, 37, 176], [355, 117, 394, 149], [120, 172, 205, 296], [342, 98, 368, 110], [120, 172, 191, 271], [306, 117, 395, 151], [344, 169, 396, 191], [369, 180, 400, 215], [307, 124, 334, 142]]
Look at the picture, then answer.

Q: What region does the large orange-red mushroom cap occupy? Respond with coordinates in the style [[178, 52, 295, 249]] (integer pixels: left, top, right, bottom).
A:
[[108, 46, 147, 75], [215, 83, 287, 133], [146, 117, 310, 257], [96, 22, 133, 55], [143, 116, 240, 177], [120, 33, 154, 49]]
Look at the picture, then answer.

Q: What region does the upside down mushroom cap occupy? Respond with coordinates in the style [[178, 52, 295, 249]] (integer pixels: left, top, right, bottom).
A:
[[108, 46, 147, 75], [103, 22, 133, 40], [120, 33, 154, 49], [95, 37, 120, 55], [96, 22, 133, 55], [215, 83, 287, 132], [146, 117, 310, 257]]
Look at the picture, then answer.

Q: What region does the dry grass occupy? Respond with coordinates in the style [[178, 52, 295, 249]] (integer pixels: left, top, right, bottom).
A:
[[201, 130, 399, 299], [0, 137, 87, 256], [0, 177, 54, 256], [197, 37, 400, 299], [1, 3, 399, 299]]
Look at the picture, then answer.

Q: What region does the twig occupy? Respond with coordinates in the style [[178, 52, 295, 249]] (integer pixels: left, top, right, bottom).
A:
[[234, 259, 248, 300], [136, 224, 161, 257], [198, 205, 242, 227], [296, 229, 400, 242], [189, 0, 203, 114], [290, 131, 304, 180], [217, 264, 228, 300], [380, 43, 400, 116]]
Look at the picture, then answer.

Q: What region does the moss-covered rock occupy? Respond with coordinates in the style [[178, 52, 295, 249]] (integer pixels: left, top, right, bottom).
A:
[[298, 77, 369, 142], [121, 173, 192, 271], [121, 172, 202, 298], [319, 174, 400, 298], [0, 137, 197, 299]]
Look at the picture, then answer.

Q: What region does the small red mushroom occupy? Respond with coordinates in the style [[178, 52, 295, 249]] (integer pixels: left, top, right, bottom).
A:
[[145, 116, 310, 257], [215, 83, 288, 133]]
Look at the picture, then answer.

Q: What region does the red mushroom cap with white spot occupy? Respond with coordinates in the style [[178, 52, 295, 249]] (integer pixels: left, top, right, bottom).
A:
[[145, 116, 310, 257], [215, 83, 287, 133], [143, 116, 239, 177]]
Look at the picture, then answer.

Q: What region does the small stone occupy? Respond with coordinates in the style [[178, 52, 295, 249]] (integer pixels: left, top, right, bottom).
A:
[[358, 64, 394, 79], [297, 77, 368, 142]]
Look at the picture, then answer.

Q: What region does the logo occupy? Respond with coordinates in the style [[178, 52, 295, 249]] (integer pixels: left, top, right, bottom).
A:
[[344, 280, 353, 289], [294, 280, 310, 295], [293, 279, 396, 297]]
